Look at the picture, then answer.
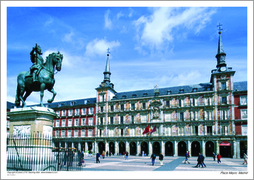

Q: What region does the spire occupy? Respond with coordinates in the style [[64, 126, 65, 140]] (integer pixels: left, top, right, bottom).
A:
[[216, 23, 227, 68], [103, 48, 111, 83]]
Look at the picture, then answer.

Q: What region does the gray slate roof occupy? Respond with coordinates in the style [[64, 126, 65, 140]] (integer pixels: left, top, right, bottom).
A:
[[233, 81, 247, 92]]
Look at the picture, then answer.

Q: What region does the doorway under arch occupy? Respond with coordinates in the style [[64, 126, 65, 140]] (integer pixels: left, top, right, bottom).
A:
[[205, 141, 214, 157], [141, 141, 148, 156], [165, 141, 173, 156], [191, 141, 200, 156], [153, 142, 161, 156], [130, 142, 137, 155], [178, 141, 186, 156], [119, 141, 126, 155], [98, 142, 105, 154]]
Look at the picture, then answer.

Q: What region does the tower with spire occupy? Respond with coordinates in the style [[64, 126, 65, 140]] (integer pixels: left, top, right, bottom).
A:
[[95, 48, 117, 140], [210, 24, 236, 146]]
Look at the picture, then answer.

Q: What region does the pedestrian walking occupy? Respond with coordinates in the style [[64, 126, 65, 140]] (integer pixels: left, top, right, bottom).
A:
[[102, 151, 105, 159], [63, 151, 67, 165], [109, 151, 111, 156], [96, 152, 100, 163], [184, 151, 190, 164], [195, 153, 203, 168], [201, 153, 206, 167], [106, 151, 108, 157], [212, 152, 216, 161], [150, 153, 156, 166], [159, 153, 164, 165], [125, 151, 129, 160], [243, 153, 248, 165], [69, 151, 74, 166], [217, 153, 221, 163]]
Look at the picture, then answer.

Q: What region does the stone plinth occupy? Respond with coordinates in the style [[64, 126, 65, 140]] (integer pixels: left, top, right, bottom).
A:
[[7, 107, 57, 171]]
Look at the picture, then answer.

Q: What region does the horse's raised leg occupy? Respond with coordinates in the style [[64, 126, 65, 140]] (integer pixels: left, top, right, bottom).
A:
[[40, 83, 46, 107], [19, 87, 27, 107], [23, 91, 32, 103], [47, 88, 57, 103]]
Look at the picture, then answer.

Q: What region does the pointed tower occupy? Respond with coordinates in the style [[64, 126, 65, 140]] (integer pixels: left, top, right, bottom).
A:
[[95, 48, 117, 140], [210, 24, 236, 146], [215, 23, 227, 71]]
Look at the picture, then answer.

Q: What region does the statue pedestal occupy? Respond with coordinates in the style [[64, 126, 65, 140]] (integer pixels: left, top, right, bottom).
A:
[[7, 107, 57, 171]]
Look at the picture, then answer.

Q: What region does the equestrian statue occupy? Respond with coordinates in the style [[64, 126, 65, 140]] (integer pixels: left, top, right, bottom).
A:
[[15, 44, 63, 107]]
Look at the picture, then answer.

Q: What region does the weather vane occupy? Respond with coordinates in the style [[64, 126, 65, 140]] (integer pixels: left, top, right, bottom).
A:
[[217, 23, 223, 34]]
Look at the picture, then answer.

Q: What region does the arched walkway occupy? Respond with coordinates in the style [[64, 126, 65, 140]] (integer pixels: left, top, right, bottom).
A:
[[109, 142, 115, 155], [220, 141, 231, 158], [119, 141, 125, 155], [153, 142, 161, 156], [130, 142, 137, 155], [98, 142, 105, 154], [178, 141, 186, 156], [141, 141, 148, 156], [165, 141, 173, 156], [88, 142, 93, 151], [191, 141, 200, 156], [205, 141, 214, 157]]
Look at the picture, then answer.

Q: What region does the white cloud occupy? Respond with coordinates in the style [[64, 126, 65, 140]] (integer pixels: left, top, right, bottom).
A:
[[128, 8, 134, 17], [133, 7, 216, 51], [117, 11, 124, 20], [85, 39, 120, 57], [63, 31, 74, 43], [104, 9, 112, 29]]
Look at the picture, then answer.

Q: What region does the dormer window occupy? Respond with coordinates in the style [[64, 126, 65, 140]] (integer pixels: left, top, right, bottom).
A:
[[167, 91, 171, 95], [132, 94, 137, 98], [154, 92, 160, 96], [143, 93, 148, 97], [192, 88, 197, 92], [179, 89, 184, 93], [122, 95, 127, 99], [206, 87, 211, 91], [84, 100, 87, 104], [70, 101, 76, 106]]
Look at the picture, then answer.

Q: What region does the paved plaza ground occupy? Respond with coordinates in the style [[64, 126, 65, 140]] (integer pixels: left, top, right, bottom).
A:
[[80, 155, 248, 172]]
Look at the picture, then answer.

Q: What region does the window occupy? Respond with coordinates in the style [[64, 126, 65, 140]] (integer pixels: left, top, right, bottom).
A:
[[68, 130, 72, 137], [100, 106, 104, 112], [132, 116, 134, 124], [81, 130, 85, 137], [100, 118, 103, 125], [111, 105, 114, 112], [121, 104, 124, 111], [75, 119, 79, 126], [88, 129, 93, 137], [61, 130, 65, 137], [221, 82, 226, 90], [167, 91, 171, 95], [241, 125, 247, 135], [179, 89, 184, 93], [62, 110, 66, 116], [240, 95, 247, 106], [88, 118, 93, 126], [142, 103, 146, 109], [241, 109, 247, 120], [141, 115, 147, 123], [82, 118, 86, 126], [120, 116, 124, 124], [110, 117, 114, 124], [180, 112, 184, 121], [55, 120, 60, 127], [222, 97, 227, 104], [165, 101, 169, 107], [75, 109, 79, 116], [131, 104, 135, 110], [179, 100, 182, 107], [55, 130, 59, 137], [82, 108, 86, 115], [68, 119, 72, 127], [62, 119, 66, 127], [207, 126, 212, 135], [88, 108, 93, 115], [74, 130, 78, 137], [56, 111, 60, 117], [68, 110, 73, 116]]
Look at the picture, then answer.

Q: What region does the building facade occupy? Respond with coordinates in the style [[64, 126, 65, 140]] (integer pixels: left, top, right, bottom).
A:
[[7, 30, 248, 158]]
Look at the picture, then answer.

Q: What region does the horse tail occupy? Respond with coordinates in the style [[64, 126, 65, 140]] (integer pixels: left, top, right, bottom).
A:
[[15, 72, 26, 107]]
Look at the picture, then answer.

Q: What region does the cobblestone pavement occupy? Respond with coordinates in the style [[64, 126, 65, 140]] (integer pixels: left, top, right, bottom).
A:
[[79, 155, 248, 172]]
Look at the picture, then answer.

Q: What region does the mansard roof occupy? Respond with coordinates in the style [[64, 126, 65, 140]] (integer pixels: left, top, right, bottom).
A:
[[29, 97, 96, 109], [233, 81, 247, 92], [112, 83, 213, 100]]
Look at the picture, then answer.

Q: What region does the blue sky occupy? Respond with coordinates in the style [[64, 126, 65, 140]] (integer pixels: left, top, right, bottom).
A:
[[3, 2, 251, 106]]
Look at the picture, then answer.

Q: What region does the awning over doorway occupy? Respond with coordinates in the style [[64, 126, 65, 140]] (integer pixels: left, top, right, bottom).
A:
[[220, 141, 231, 146]]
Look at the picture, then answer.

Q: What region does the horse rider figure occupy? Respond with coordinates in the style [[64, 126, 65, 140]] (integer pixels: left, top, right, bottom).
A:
[[30, 44, 44, 82]]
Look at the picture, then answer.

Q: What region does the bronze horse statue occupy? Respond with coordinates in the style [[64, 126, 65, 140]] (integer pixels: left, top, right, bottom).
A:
[[15, 52, 63, 107]]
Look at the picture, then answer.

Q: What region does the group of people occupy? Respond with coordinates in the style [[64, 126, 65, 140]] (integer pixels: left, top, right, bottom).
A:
[[150, 153, 164, 166]]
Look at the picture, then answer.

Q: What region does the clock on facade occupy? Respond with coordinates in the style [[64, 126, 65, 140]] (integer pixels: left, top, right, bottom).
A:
[[220, 66, 226, 71]]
